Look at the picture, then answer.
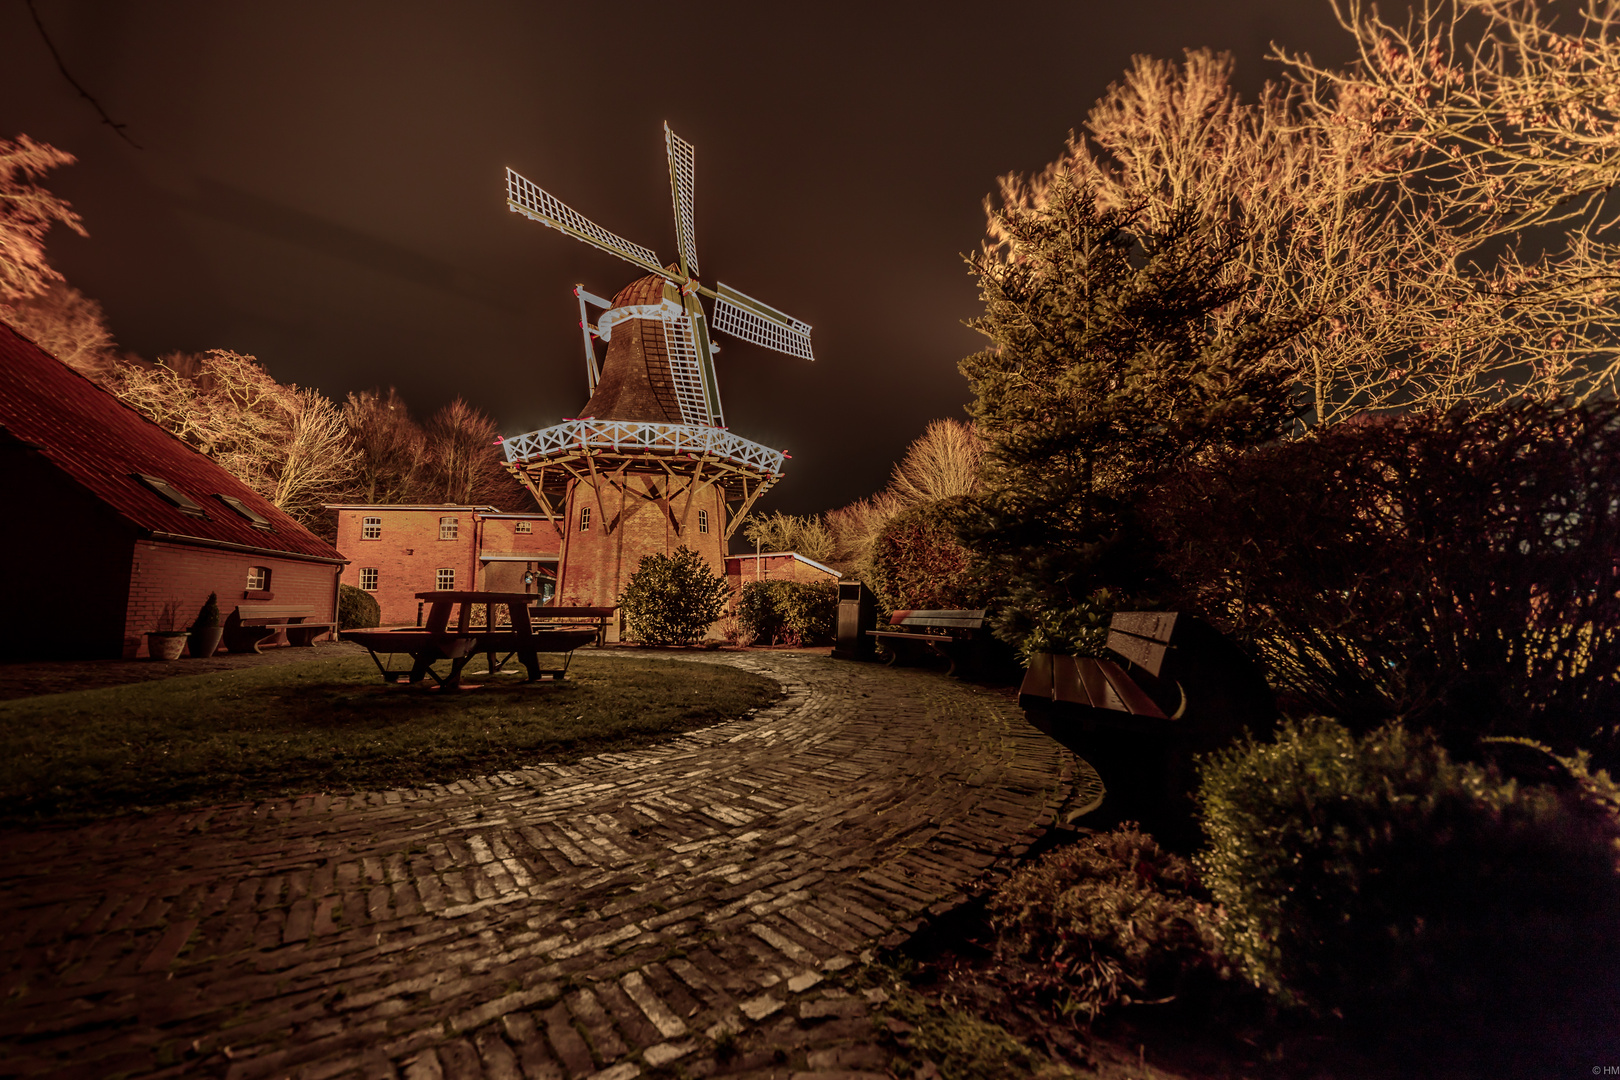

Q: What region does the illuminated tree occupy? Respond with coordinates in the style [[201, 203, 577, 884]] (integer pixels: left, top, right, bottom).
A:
[[342, 387, 426, 504], [0, 134, 84, 303], [109, 350, 356, 527], [959, 177, 1305, 652], [0, 280, 113, 376], [421, 397, 521, 507]]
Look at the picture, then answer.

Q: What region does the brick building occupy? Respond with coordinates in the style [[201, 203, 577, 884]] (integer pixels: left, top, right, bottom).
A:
[[0, 322, 345, 659], [328, 505, 561, 626], [726, 551, 841, 592]]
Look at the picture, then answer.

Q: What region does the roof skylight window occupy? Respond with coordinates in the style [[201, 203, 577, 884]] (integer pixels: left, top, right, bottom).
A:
[[132, 473, 207, 517], [216, 493, 273, 530]]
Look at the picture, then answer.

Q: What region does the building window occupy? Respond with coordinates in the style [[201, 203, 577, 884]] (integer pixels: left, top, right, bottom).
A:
[[132, 473, 206, 516], [515, 521, 532, 534], [359, 568, 378, 591], [362, 516, 382, 539], [436, 567, 455, 590], [439, 516, 458, 540], [216, 493, 272, 530], [246, 566, 270, 591], [698, 508, 709, 534], [579, 507, 591, 531]]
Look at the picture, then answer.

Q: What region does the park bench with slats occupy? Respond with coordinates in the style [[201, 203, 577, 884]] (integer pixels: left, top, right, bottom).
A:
[[1017, 611, 1277, 847], [866, 609, 989, 677], [223, 604, 336, 654]]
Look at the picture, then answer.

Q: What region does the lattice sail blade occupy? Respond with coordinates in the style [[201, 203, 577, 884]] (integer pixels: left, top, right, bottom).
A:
[[664, 123, 699, 277], [506, 167, 668, 279], [712, 282, 815, 361], [658, 313, 715, 427]]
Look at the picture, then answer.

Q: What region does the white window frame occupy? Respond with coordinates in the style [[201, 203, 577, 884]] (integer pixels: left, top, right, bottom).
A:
[[579, 507, 591, 532], [439, 516, 458, 540], [359, 567, 378, 591], [698, 508, 709, 534], [515, 520, 533, 534], [436, 567, 455, 590], [362, 516, 382, 539], [246, 566, 270, 591]]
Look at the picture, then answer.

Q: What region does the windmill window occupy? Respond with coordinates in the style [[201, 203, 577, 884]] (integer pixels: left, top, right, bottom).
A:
[[698, 509, 709, 534], [216, 493, 272, 530], [359, 568, 379, 591], [439, 516, 458, 540], [436, 568, 455, 590], [362, 516, 382, 539], [246, 566, 270, 591], [133, 473, 206, 517], [580, 507, 591, 531], [515, 521, 532, 534]]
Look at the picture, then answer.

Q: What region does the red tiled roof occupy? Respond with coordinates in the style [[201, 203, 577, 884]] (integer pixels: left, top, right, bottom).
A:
[[0, 322, 344, 563]]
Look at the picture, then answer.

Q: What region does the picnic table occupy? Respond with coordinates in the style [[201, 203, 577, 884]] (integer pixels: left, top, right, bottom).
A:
[[343, 591, 597, 688]]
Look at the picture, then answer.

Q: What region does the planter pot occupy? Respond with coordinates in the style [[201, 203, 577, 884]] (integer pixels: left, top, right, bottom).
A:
[[188, 625, 224, 658], [146, 631, 188, 661]]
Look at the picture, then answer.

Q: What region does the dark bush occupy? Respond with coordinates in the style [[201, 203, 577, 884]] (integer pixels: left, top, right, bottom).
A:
[[736, 579, 838, 646], [865, 498, 983, 615], [618, 546, 730, 646], [338, 584, 380, 630], [736, 580, 791, 645], [1147, 400, 1620, 765], [190, 592, 221, 633], [1197, 718, 1620, 1044], [986, 825, 1219, 1021]]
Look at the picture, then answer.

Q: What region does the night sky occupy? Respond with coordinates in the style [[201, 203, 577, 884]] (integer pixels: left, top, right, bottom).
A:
[[0, 0, 1354, 515]]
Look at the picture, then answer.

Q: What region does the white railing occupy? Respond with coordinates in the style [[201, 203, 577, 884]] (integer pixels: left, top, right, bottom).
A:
[[501, 418, 786, 475]]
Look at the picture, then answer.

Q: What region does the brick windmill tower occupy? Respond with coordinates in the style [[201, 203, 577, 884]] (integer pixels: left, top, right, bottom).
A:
[[499, 124, 815, 623]]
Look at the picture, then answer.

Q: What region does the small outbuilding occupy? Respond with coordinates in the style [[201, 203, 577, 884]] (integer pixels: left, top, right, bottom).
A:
[[0, 322, 345, 659]]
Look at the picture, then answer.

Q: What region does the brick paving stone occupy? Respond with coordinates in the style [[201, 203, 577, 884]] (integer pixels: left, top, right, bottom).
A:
[[0, 652, 1073, 1079]]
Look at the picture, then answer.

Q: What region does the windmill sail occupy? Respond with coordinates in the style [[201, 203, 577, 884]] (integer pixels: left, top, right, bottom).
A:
[[665, 124, 699, 277], [658, 314, 715, 426], [712, 282, 815, 361], [506, 168, 670, 279]]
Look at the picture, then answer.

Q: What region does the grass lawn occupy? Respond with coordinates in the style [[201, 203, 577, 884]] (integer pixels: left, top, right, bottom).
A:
[[0, 653, 779, 825]]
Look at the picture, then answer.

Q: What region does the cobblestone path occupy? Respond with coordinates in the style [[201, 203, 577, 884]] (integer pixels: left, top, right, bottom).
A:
[[0, 652, 1077, 1080]]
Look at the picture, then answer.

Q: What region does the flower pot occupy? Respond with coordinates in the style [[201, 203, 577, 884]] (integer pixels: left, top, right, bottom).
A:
[[188, 625, 224, 658], [146, 631, 188, 661]]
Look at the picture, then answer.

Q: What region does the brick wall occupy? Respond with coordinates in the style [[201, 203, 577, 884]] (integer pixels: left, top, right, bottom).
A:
[[555, 476, 728, 633], [726, 553, 840, 597], [334, 508, 484, 626], [125, 540, 340, 658]]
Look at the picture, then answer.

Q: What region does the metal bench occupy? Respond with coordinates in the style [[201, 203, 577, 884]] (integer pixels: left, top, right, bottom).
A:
[[867, 609, 988, 677], [223, 604, 336, 654], [1018, 611, 1277, 847]]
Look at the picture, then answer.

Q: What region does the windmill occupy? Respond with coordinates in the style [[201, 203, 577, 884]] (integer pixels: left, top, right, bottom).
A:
[[498, 124, 816, 621]]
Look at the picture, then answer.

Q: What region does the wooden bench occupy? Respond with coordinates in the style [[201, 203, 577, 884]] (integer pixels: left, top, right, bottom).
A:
[[223, 604, 336, 654], [1017, 611, 1277, 847], [343, 626, 599, 687], [529, 605, 617, 647], [867, 609, 988, 677]]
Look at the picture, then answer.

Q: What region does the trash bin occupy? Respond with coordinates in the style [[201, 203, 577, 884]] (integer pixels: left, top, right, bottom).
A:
[[831, 581, 877, 660]]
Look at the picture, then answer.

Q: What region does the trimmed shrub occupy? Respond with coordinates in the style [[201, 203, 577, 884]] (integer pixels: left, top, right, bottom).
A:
[[618, 546, 730, 646], [986, 826, 1219, 1021], [736, 579, 792, 646], [736, 579, 838, 646], [1197, 718, 1620, 1036], [1147, 400, 1620, 766], [338, 584, 380, 630], [864, 497, 982, 615], [190, 592, 221, 633]]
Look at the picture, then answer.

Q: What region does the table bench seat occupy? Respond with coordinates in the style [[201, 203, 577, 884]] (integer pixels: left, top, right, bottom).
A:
[[344, 594, 600, 687]]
